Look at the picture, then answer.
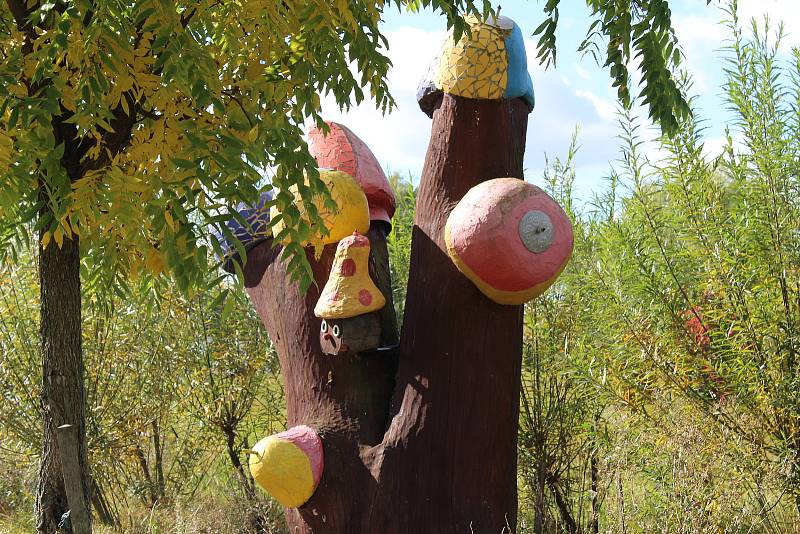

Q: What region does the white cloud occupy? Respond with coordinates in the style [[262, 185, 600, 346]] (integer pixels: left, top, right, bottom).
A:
[[673, 13, 728, 92], [315, 26, 446, 177], [574, 63, 591, 81], [737, 0, 800, 48], [702, 136, 729, 160], [575, 89, 617, 122]]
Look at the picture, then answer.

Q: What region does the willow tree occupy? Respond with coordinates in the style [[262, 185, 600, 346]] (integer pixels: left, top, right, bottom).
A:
[[0, 1, 487, 532]]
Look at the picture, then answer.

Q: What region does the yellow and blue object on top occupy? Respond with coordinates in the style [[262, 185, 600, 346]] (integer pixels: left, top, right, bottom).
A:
[[417, 15, 535, 116]]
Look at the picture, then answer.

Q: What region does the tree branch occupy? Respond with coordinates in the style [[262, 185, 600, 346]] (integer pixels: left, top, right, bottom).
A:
[[5, 0, 37, 43]]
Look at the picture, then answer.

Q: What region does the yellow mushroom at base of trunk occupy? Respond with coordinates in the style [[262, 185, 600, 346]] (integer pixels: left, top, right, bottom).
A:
[[248, 426, 323, 508]]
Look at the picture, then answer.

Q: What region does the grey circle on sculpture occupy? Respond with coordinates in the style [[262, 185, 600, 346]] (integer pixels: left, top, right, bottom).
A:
[[519, 210, 554, 253]]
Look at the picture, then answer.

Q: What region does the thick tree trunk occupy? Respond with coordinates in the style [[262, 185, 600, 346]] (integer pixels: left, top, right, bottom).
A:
[[245, 223, 400, 530], [36, 235, 92, 534], [370, 94, 528, 534], [245, 94, 529, 532]]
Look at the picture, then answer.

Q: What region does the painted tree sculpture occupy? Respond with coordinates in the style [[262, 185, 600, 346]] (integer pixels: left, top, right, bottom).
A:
[[217, 16, 573, 533]]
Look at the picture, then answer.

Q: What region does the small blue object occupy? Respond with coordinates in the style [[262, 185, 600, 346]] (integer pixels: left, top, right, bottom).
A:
[[211, 190, 273, 273]]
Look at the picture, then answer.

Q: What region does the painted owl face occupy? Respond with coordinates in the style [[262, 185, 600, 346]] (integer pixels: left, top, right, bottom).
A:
[[318, 314, 382, 356], [320, 319, 344, 355]]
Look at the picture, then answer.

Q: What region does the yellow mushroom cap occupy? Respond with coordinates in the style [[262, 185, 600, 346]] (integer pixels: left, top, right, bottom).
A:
[[314, 232, 386, 319], [270, 170, 370, 251], [248, 426, 323, 508]]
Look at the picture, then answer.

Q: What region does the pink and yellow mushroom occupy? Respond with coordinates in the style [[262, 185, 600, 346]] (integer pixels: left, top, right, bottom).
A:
[[444, 178, 573, 305], [314, 232, 386, 355], [248, 425, 324, 508]]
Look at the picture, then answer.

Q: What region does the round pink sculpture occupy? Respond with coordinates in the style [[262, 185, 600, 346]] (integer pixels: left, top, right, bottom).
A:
[[307, 122, 396, 229], [445, 178, 573, 304]]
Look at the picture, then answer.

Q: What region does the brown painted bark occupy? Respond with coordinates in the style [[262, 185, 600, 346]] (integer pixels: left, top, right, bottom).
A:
[[37, 235, 92, 534], [245, 94, 529, 532]]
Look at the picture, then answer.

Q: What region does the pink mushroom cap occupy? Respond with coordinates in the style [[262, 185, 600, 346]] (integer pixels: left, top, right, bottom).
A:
[[274, 425, 324, 487], [307, 122, 396, 228]]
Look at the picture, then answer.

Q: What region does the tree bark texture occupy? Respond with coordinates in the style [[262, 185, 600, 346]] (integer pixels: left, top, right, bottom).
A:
[[245, 94, 529, 532], [37, 235, 92, 534]]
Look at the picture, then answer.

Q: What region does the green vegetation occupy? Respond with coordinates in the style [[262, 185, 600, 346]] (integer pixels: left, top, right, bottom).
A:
[[517, 10, 800, 532]]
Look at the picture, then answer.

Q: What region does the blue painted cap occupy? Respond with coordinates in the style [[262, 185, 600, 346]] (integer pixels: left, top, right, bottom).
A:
[[503, 22, 535, 110], [211, 190, 273, 273], [415, 16, 535, 115]]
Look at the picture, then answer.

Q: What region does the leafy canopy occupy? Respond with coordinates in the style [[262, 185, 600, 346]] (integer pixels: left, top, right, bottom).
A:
[[0, 0, 488, 290]]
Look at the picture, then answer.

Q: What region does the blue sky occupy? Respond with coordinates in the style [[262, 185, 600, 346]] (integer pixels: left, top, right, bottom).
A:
[[316, 0, 798, 201]]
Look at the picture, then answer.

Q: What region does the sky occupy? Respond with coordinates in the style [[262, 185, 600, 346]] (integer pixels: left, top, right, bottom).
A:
[[314, 0, 800, 201]]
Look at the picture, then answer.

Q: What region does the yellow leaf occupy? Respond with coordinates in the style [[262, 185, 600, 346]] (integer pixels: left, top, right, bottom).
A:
[[54, 228, 64, 248], [61, 218, 73, 239], [246, 63, 262, 81], [41, 231, 51, 249], [145, 250, 165, 274]]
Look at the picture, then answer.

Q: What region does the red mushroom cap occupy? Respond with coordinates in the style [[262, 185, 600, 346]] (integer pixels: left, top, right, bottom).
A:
[[307, 122, 396, 229]]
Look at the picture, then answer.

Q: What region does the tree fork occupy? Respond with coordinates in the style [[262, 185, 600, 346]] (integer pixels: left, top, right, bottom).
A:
[[245, 94, 529, 532], [244, 222, 400, 530]]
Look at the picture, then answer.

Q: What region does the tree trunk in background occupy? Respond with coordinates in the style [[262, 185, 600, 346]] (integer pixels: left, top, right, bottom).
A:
[[36, 235, 92, 534], [245, 94, 529, 532]]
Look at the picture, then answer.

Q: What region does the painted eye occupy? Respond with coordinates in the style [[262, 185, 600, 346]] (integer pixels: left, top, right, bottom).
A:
[[445, 178, 573, 304], [332, 324, 341, 338], [320, 320, 328, 333], [518, 210, 554, 253]]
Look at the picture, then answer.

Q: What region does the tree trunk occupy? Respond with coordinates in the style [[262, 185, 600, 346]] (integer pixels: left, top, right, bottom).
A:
[[245, 94, 529, 532], [152, 419, 165, 501], [36, 234, 92, 534]]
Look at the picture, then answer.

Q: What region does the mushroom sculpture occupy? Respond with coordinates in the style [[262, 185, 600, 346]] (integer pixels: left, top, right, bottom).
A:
[[307, 121, 399, 348], [445, 178, 573, 305], [307, 121, 396, 232], [269, 169, 370, 253], [314, 232, 386, 355], [249, 425, 324, 508], [417, 14, 535, 117]]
